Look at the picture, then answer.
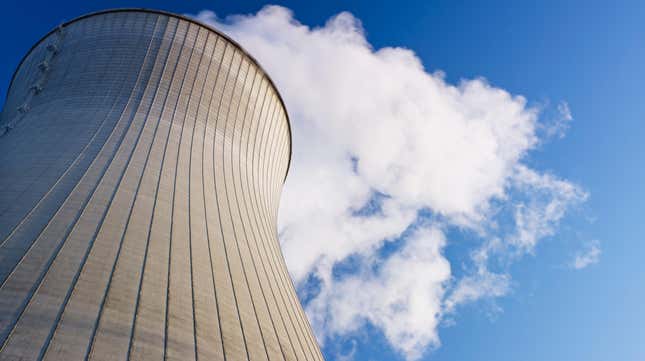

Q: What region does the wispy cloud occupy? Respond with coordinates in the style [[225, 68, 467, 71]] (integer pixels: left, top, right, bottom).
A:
[[571, 240, 601, 270], [542, 101, 573, 139], [445, 238, 510, 313], [195, 6, 587, 360]]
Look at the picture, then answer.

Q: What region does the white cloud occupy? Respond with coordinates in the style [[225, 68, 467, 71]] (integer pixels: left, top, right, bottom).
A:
[[308, 226, 450, 360], [195, 7, 587, 360], [571, 240, 601, 269]]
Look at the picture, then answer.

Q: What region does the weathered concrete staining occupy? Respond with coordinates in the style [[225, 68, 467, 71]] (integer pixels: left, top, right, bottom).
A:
[[0, 9, 322, 361]]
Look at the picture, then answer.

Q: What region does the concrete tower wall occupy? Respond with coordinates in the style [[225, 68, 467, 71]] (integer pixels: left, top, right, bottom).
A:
[[0, 9, 322, 361]]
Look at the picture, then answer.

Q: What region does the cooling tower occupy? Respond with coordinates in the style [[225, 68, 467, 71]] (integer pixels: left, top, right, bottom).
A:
[[0, 9, 322, 361]]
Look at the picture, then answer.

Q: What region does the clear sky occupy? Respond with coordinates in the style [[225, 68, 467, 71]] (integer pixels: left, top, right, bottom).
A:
[[2, 1, 644, 360]]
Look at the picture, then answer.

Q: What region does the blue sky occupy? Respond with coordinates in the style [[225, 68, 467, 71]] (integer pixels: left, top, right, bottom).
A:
[[2, 1, 644, 360]]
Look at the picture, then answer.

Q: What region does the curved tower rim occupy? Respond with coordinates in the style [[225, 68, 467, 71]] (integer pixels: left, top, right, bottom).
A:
[[4, 7, 293, 180]]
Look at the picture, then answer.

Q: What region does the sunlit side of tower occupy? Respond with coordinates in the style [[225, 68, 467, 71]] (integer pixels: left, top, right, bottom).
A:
[[0, 9, 323, 361]]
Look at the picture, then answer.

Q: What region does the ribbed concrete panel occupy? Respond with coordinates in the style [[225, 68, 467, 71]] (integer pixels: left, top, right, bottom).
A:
[[0, 9, 323, 361]]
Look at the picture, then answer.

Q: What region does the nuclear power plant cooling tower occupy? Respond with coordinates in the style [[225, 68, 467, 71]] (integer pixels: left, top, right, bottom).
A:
[[0, 9, 323, 361]]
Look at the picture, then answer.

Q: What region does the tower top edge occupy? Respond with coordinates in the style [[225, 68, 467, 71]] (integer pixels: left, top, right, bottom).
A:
[[5, 8, 293, 181]]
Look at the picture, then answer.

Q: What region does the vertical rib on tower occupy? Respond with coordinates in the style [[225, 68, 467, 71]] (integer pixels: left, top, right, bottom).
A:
[[0, 9, 322, 361]]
